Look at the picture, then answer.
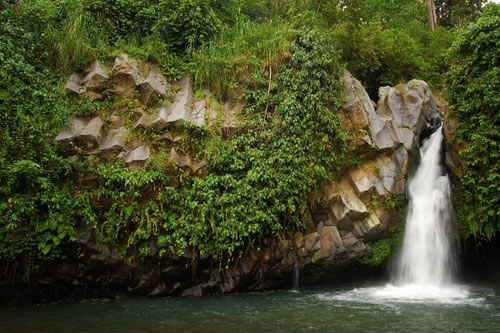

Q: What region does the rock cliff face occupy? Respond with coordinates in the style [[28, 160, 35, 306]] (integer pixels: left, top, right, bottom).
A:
[[21, 58, 443, 300]]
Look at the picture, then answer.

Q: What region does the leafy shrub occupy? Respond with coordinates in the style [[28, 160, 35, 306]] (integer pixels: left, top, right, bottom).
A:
[[446, 4, 500, 239]]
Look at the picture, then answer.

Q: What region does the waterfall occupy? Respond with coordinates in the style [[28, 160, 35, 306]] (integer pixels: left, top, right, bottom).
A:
[[393, 126, 456, 286]]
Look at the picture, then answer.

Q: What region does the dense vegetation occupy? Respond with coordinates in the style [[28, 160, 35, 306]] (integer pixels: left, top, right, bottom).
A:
[[447, 4, 500, 240], [0, 0, 497, 269]]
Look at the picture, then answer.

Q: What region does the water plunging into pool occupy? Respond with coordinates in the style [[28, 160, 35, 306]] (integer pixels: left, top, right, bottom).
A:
[[321, 126, 473, 304], [392, 126, 456, 287]]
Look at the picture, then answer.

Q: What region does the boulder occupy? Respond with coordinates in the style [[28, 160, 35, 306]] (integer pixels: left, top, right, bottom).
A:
[[134, 111, 152, 129], [376, 79, 440, 151], [168, 148, 206, 174], [352, 214, 381, 239], [55, 116, 89, 147], [139, 69, 167, 104], [77, 116, 103, 150], [377, 148, 408, 195], [303, 232, 321, 252], [191, 100, 207, 126], [152, 77, 193, 130], [326, 179, 369, 230], [100, 127, 126, 159], [348, 161, 385, 200], [109, 113, 125, 129], [64, 72, 85, 95], [294, 232, 304, 249], [82, 61, 109, 94], [181, 284, 203, 297], [111, 54, 143, 98], [126, 145, 150, 169], [342, 71, 398, 151], [312, 226, 345, 263]]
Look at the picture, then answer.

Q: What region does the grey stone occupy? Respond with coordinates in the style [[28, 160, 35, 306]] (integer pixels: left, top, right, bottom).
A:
[[376, 79, 440, 151], [328, 179, 369, 229], [82, 61, 109, 93], [77, 116, 103, 150], [139, 69, 167, 104], [126, 145, 150, 168], [111, 54, 143, 98], [181, 284, 203, 297], [152, 77, 193, 129], [191, 100, 207, 126], [352, 214, 381, 238], [348, 161, 385, 199], [342, 71, 398, 151], [100, 127, 126, 159], [64, 72, 85, 95], [303, 232, 321, 252], [55, 116, 89, 146], [109, 113, 125, 129], [134, 111, 152, 129]]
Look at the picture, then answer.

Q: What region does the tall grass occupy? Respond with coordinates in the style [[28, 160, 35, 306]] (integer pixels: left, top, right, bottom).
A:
[[48, 2, 97, 73], [192, 18, 294, 101]]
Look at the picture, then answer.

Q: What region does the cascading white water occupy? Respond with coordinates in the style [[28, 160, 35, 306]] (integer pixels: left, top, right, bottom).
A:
[[322, 126, 474, 304], [392, 126, 456, 286]]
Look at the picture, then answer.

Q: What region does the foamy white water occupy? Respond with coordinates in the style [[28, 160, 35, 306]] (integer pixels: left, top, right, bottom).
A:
[[393, 126, 456, 286], [323, 126, 474, 304]]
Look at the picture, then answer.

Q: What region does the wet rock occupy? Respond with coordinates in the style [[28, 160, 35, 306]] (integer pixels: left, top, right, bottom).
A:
[[82, 61, 109, 93], [294, 232, 304, 249], [111, 54, 142, 98], [303, 232, 321, 252], [139, 69, 167, 104], [100, 127, 126, 159], [77, 116, 103, 150], [126, 145, 150, 169]]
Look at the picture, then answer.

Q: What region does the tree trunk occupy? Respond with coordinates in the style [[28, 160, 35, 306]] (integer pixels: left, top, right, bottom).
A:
[[426, 0, 437, 31]]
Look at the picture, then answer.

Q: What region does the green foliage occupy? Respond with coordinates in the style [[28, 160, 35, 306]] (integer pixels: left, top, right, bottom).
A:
[[360, 239, 393, 267], [0, 3, 86, 260], [192, 18, 293, 100], [436, 0, 487, 28], [3, 0, 498, 266], [161, 29, 347, 258], [155, 0, 237, 51], [446, 4, 500, 240]]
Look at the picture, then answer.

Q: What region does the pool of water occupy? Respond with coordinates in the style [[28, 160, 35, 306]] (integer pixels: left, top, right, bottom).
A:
[[1, 283, 499, 332]]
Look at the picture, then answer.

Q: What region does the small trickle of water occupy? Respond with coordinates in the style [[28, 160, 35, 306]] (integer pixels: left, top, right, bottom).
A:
[[393, 126, 456, 287]]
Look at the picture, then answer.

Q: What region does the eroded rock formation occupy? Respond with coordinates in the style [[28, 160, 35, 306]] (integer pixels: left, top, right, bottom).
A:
[[48, 61, 444, 299]]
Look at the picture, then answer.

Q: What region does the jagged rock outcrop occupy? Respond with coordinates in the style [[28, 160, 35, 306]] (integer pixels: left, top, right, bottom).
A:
[[46, 59, 445, 300]]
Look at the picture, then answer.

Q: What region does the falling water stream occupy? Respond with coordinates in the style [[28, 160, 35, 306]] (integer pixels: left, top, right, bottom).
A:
[[393, 125, 455, 286], [322, 125, 472, 304]]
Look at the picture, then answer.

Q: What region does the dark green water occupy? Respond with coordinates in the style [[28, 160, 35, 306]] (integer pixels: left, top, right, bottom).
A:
[[1, 283, 499, 332]]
